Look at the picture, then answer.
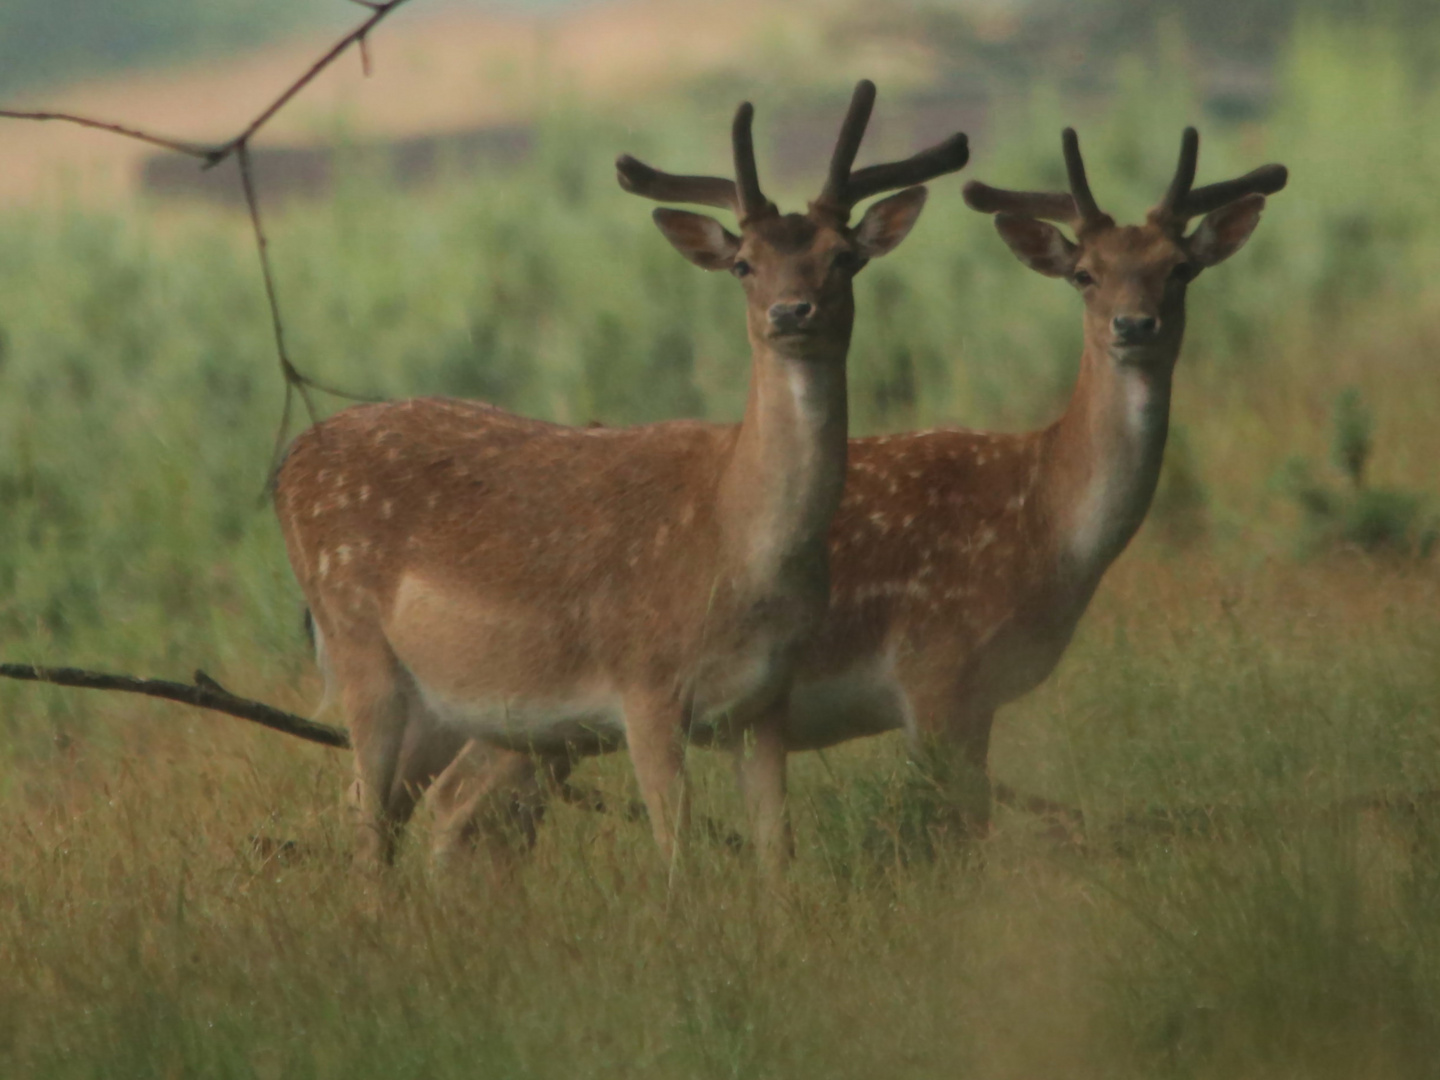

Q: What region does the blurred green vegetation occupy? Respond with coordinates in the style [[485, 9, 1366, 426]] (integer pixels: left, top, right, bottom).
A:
[[1279, 388, 1439, 558]]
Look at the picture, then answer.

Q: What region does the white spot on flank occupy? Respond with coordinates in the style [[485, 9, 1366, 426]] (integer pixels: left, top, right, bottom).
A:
[[337, 545, 353, 566], [318, 551, 331, 579], [382, 500, 395, 519], [847, 580, 933, 605], [360, 485, 371, 503]]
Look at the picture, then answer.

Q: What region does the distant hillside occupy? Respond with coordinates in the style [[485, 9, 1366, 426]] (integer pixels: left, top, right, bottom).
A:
[[1, 0, 1434, 208], [0, 0, 806, 205]]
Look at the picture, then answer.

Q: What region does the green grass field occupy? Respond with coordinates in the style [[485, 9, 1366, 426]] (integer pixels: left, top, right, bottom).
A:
[[2, 21, 1439, 1077]]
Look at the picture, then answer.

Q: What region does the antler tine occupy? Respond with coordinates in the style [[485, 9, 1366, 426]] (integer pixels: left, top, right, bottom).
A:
[[845, 130, 971, 205], [1062, 127, 1106, 227], [732, 101, 772, 221], [614, 154, 739, 213], [817, 79, 877, 211], [1179, 163, 1289, 219], [1155, 127, 1199, 220], [961, 180, 1076, 223]]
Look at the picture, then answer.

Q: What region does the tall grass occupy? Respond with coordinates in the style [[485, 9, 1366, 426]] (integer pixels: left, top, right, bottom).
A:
[[1, 22, 1439, 1077]]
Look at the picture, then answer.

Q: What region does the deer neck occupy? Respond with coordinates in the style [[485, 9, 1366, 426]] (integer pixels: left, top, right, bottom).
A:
[[1043, 303, 1185, 582], [717, 340, 849, 586]]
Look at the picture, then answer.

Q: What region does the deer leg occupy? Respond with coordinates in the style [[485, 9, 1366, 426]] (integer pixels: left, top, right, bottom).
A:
[[734, 708, 791, 879], [903, 682, 996, 841], [623, 691, 690, 869], [338, 648, 413, 869], [335, 640, 464, 869], [428, 741, 567, 869], [935, 706, 996, 839]]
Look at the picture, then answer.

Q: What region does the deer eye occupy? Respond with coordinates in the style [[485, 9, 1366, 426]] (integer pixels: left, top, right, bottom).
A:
[[1073, 268, 1096, 288], [732, 259, 753, 279]]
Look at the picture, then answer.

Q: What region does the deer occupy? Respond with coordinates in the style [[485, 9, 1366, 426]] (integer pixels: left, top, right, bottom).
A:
[[763, 127, 1288, 835], [271, 80, 971, 876]]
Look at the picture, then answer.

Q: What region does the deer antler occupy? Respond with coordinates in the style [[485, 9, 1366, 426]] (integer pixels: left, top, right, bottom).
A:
[[962, 128, 1113, 232], [810, 80, 878, 218], [612, 155, 737, 213], [843, 131, 971, 206], [1061, 128, 1111, 230], [614, 99, 774, 220], [730, 102, 773, 221], [812, 79, 970, 222], [1154, 127, 1200, 221], [618, 80, 969, 224], [1150, 128, 1288, 228]]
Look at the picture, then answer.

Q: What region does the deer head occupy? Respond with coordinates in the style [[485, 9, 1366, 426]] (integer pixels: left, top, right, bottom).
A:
[[617, 80, 970, 361], [964, 128, 1287, 369]]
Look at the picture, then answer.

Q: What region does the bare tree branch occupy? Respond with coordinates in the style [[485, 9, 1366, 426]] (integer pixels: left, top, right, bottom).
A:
[[0, 110, 214, 157], [0, 663, 350, 748], [0, 0, 415, 471], [211, 0, 415, 165]]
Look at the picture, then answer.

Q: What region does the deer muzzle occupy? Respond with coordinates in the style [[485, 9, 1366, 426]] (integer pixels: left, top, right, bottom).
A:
[[768, 300, 816, 336], [1111, 314, 1160, 345]]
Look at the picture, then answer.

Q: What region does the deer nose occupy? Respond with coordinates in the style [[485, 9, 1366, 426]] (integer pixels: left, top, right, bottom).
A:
[[769, 301, 815, 333], [1112, 314, 1159, 342]]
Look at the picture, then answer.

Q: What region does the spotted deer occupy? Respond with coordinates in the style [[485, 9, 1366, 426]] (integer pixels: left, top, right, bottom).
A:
[[769, 128, 1288, 830], [273, 81, 970, 874]]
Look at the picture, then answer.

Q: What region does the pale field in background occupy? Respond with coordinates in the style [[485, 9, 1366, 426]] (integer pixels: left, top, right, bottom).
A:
[[0, 0, 874, 205]]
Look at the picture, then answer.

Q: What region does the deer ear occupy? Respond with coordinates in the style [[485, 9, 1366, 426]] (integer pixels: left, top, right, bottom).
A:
[[993, 213, 1079, 278], [652, 208, 741, 271], [1187, 193, 1266, 268], [854, 187, 928, 259]]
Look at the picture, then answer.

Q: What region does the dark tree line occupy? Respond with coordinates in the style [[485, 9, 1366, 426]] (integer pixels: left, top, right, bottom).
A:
[[0, 0, 327, 96]]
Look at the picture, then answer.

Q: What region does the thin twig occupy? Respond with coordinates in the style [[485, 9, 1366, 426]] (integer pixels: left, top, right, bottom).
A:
[[0, 111, 214, 158], [0, 1, 415, 471], [212, 0, 415, 164], [236, 140, 324, 482]]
